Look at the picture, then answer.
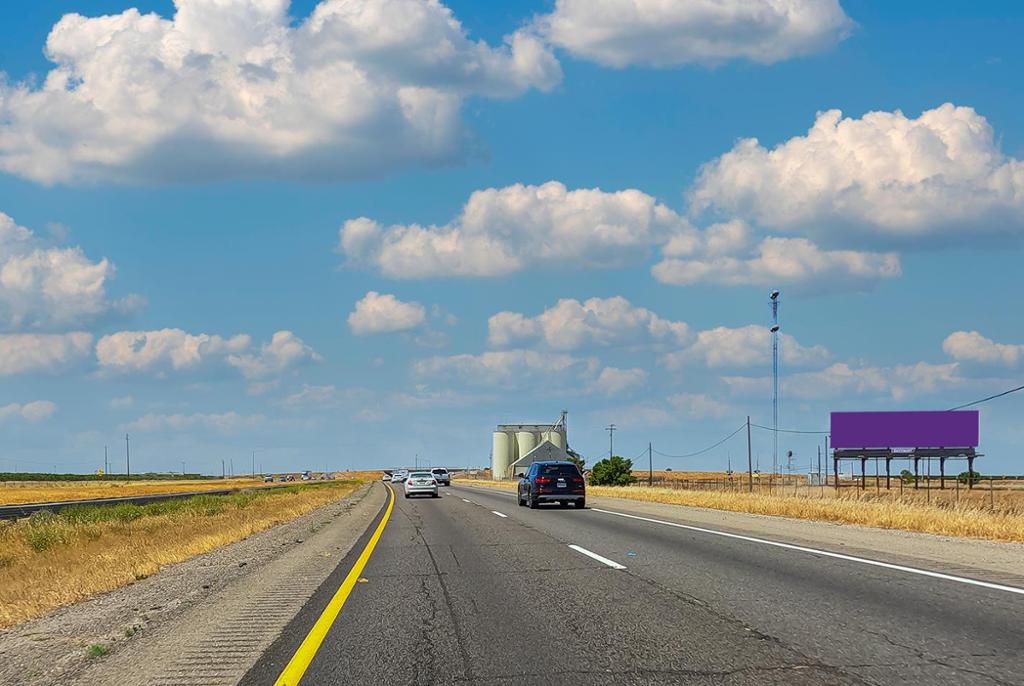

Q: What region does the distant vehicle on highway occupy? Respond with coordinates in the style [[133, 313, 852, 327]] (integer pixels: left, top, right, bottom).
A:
[[390, 473, 406, 483], [381, 474, 389, 481], [404, 471, 439, 499], [430, 468, 450, 486], [263, 475, 274, 483], [517, 461, 585, 509]]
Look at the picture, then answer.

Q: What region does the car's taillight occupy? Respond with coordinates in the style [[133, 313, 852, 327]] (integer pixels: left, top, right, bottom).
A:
[[536, 476, 552, 485], [573, 477, 584, 486]]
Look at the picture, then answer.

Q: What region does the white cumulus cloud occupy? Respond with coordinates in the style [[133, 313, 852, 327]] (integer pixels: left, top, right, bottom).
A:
[[689, 104, 1024, 240], [0, 211, 137, 329], [943, 331, 1023, 367], [96, 328, 251, 374], [339, 181, 690, 278], [414, 349, 595, 388], [723, 361, 966, 401], [0, 0, 561, 184], [589, 366, 648, 395], [668, 392, 730, 419], [0, 400, 58, 423], [226, 330, 322, 379], [654, 235, 900, 290], [0, 332, 92, 375], [661, 324, 830, 369], [348, 291, 426, 335], [96, 328, 319, 378], [488, 296, 690, 350], [125, 411, 266, 433], [537, 0, 853, 68]]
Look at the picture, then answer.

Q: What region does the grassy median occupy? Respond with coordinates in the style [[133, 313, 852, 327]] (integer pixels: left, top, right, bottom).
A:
[[0, 480, 362, 628], [0, 478, 276, 506], [458, 479, 1024, 544]]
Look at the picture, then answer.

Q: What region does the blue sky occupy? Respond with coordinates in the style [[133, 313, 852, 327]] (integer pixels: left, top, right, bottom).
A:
[[0, 0, 1022, 475]]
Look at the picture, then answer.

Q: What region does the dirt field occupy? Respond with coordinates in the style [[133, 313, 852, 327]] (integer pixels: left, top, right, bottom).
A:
[[0, 480, 363, 628]]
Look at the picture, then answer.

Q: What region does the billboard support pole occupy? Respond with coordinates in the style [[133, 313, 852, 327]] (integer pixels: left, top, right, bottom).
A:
[[968, 455, 975, 489], [939, 456, 946, 490], [885, 457, 891, 490], [860, 457, 867, 490], [914, 457, 919, 489]]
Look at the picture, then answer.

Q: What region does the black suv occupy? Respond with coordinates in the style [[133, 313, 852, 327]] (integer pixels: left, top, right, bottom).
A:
[[517, 461, 585, 509]]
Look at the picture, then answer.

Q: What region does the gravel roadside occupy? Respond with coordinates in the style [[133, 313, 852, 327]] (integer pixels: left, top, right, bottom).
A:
[[0, 481, 385, 686]]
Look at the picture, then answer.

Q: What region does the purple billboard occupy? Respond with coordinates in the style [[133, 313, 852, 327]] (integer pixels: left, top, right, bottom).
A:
[[830, 411, 979, 449]]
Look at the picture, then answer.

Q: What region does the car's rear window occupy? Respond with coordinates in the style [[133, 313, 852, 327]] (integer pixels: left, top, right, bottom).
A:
[[538, 464, 579, 477], [410, 472, 432, 478], [432, 468, 448, 474]]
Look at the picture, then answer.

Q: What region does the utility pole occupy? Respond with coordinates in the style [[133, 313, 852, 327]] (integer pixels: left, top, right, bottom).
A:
[[222, 459, 225, 479], [104, 445, 108, 478], [125, 433, 131, 481], [746, 416, 753, 493], [648, 442, 653, 487], [606, 424, 616, 459], [251, 451, 255, 479], [230, 458, 234, 478], [181, 460, 186, 476]]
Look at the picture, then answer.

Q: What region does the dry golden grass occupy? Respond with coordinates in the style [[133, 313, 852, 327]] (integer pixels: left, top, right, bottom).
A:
[[456, 478, 1024, 544], [0, 480, 362, 628], [0, 478, 269, 506]]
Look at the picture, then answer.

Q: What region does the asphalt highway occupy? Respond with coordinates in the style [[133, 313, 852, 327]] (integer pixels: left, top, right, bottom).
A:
[[241, 483, 1024, 685]]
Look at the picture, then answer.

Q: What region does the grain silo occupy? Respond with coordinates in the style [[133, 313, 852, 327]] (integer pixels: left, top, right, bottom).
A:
[[492, 413, 570, 479], [492, 431, 513, 482]]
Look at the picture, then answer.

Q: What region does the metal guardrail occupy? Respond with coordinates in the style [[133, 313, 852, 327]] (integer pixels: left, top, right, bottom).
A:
[[0, 484, 286, 520]]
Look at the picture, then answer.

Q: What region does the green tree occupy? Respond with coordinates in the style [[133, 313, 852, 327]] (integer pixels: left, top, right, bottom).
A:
[[957, 470, 981, 485], [590, 456, 637, 486], [899, 469, 914, 484]]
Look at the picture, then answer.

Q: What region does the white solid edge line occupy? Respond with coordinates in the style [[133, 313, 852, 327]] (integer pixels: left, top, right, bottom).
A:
[[491, 510, 508, 518], [461, 499, 472, 503], [568, 544, 626, 570], [590, 508, 1024, 597]]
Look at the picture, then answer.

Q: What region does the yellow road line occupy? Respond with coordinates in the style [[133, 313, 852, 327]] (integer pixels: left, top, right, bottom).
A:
[[273, 483, 396, 686]]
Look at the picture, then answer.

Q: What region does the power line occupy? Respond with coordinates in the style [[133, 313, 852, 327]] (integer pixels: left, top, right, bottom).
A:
[[630, 446, 650, 462], [750, 423, 829, 435], [947, 383, 1024, 411], [653, 424, 746, 459]]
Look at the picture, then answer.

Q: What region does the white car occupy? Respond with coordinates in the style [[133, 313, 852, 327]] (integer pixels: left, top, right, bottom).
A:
[[404, 471, 439, 499], [430, 467, 451, 486], [390, 473, 405, 483]]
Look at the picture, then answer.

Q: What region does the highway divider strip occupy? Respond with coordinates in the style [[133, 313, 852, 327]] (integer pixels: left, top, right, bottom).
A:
[[591, 507, 1024, 597], [273, 483, 396, 686]]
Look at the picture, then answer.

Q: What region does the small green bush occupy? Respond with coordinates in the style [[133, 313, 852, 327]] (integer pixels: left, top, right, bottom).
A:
[[590, 456, 638, 486]]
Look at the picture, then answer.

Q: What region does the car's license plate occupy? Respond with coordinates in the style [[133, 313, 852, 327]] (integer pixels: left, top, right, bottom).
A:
[[557, 479, 566, 488]]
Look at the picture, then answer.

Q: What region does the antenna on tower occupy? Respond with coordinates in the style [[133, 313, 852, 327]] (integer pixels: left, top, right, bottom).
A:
[[769, 290, 780, 479]]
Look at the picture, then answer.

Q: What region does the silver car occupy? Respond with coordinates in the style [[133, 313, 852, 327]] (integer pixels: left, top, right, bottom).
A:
[[404, 471, 439, 499]]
